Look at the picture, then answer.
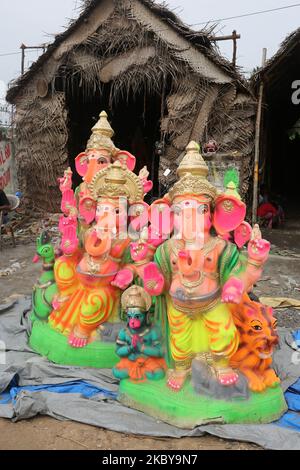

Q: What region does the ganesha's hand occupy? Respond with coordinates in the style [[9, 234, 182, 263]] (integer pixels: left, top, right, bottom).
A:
[[222, 278, 244, 304], [111, 269, 134, 290], [143, 262, 164, 296], [248, 225, 270, 263], [61, 226, 79, 255]]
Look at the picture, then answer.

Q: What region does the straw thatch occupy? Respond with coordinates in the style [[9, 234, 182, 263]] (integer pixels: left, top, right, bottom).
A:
[[7, 0, 255, 210], [253, 27, 300, 87]]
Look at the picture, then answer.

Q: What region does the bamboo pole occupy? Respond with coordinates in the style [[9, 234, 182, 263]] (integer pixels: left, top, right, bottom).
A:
[[232, 30, 238, 68], [20, 44, 26, 76], [252, 48, 267, 225]]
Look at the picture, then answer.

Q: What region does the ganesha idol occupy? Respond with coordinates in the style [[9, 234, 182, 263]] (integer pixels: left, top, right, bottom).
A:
[[29, 110, 287, 427], [74, 111, 151, 229], [118, 142, 287, 428], [29, 112, 155, 368]]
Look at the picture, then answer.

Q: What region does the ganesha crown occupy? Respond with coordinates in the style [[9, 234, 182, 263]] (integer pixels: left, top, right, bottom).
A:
[[89, 161, 144, 203], [168, 173, 218, 202]]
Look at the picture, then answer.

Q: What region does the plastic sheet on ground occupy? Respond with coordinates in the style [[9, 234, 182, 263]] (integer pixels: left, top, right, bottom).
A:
[[259, 297, 300, 310], [0, 297, 299, 450]]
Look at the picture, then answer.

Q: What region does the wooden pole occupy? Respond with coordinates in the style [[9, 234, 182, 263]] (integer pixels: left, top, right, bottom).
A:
[[211, 32, 241, 41], [20, 44, 47, 75], [252, 48, 267, 225], [211, 31, 241, 68], [20, 44, 26, 75], [232, 30, 238, 68]]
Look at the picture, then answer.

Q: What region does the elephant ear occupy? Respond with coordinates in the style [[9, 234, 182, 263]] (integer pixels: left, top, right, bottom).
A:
[[213, 194, 246, 235], [213, 169, 246, 235], [234, 221, 252, 249], [75, 152, 88, 177], [79, 197, 97, 224], [115, 151, 136, 171]]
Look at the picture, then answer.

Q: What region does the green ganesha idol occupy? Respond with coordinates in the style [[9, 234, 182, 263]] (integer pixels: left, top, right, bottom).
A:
[[117, 142, 287, 428]]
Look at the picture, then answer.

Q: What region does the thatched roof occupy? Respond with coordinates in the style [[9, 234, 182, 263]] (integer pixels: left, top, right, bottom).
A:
[[252, 27, 300, 87], [7, 0, 247, 103]]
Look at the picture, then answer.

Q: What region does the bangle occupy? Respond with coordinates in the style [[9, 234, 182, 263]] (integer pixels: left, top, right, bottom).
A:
[[247, 259, 263, 268]]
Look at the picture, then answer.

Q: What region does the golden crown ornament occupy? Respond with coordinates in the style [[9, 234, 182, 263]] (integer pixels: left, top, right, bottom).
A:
[[89, 161, 144, 204], [121, 285, 152, 312], [168, 141, 218, 202], [86, 111, 117, 154]]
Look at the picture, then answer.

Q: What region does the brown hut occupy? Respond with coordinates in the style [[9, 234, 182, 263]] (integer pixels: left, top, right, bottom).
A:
[[7, 0, 256, 211], [253, 28, 300, 216]]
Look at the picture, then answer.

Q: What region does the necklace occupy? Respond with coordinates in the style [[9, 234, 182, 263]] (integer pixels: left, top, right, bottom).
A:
[[177, 237, 221, 289], [87, 256, 101, 275], [180, 272, 205, 288]]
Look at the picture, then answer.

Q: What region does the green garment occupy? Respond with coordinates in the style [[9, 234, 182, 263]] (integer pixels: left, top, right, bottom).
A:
[[154, 239, 246, 288]]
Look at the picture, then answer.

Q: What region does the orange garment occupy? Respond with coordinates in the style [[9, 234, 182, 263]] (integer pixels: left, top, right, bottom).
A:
[[116, 357, 167, 382]]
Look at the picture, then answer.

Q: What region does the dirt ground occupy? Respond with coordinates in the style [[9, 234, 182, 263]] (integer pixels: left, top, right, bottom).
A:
[[0, 416, 262, 450], [0, 226, 300, 450]]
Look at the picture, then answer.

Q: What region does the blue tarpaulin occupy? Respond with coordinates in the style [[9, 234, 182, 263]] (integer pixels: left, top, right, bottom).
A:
[[1, 376, 299, 431], [1, 298, 300, 450], [0, 379, 118, 406], [276, 378, 300, 431], [274, 330, 300, 432]]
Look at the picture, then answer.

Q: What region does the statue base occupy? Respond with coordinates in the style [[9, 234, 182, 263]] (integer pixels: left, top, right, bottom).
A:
[[118, 379, 287, 429], [29, 320, 119, 368]]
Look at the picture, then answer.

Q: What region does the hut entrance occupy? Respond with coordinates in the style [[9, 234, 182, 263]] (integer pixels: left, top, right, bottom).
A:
[[260, 74, 300, 228], [65, 81, 163, 196]]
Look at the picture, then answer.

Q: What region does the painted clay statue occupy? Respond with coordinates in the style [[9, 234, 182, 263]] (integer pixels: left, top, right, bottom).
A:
[[31, 232, 58, 322], [143, 142, 271, 391], [30, 116, 287, 427], [75, 111, 136, 226], [113, 285, 166, 382], [230, 294, 280, 392], [29, 112, 153, 368]]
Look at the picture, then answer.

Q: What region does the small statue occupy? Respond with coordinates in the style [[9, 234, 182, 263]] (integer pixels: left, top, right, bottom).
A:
[[113, 286, 166, 382], [230, 295, 280, 392], [32, 232, 58, 322], [58, 167, 73, 192], [203, 139, 218, 154], [139, 167, 153, 195], [58, 167, 77, 217]]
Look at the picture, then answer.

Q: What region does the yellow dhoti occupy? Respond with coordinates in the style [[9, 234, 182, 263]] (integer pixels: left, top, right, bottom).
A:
[[166, 296, 239, 369]]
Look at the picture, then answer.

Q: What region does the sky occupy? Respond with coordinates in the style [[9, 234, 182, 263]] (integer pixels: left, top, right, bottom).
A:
[[0, 0, 300, 100]]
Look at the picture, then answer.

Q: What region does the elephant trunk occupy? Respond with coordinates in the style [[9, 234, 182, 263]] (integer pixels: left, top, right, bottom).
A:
[[178, 249, 203, 276], [85, 230, 111, 257]]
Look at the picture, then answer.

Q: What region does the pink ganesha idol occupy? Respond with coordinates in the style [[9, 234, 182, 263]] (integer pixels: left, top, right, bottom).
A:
[[112, 199, 173, 289], [49, 155, 154, 351], [74, 111, 136, 226]]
